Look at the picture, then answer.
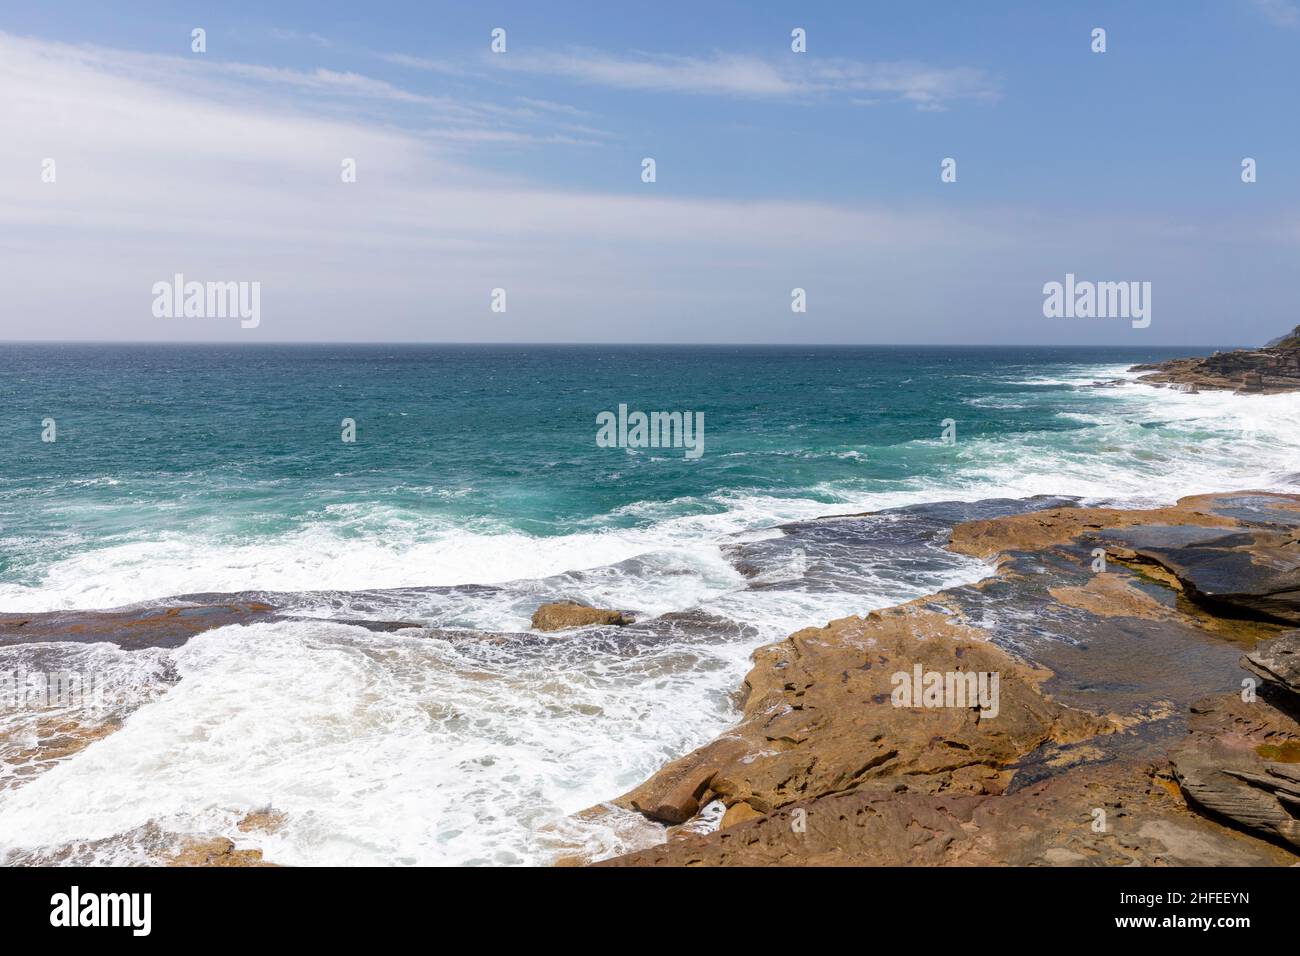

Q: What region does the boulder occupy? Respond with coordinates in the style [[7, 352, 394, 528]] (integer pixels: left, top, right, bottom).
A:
[[613, 603, 1107, 825], [531, 601, 630, 632], [237, 808, 288, 834], [720, 802, 764, 828]]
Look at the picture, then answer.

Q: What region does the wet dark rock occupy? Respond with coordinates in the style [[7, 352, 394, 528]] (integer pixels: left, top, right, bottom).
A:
[[1244, 630, 1300, 697], [1106, 530, 1300, 625], [0, 601, 282, 650], [0, 601, 434, 650]]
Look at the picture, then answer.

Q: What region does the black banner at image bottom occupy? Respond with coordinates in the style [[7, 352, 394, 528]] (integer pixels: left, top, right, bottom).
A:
[[0, 865, 1281, 941]]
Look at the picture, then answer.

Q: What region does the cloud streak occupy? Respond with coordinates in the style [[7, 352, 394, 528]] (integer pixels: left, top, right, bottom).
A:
[[376, 51, 466, 75], [498, 50, 998, 109]]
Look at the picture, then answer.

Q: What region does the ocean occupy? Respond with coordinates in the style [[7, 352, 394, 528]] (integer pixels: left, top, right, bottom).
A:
[[1, 343, 1298, 865]]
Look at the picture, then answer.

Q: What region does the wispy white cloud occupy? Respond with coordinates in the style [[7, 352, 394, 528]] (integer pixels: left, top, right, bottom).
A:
[[270, 28, 333, 48], [0, 31, 1286, 346], [515, 96, 596, 118], [221, 62, 447, 104], [0, 33, 603, 147], [376, 51, 465, 75], [811, 60, 998, 110], [508, 51, 796, 96], [214, 55, 605, 141], [498, 50, 998, 109]]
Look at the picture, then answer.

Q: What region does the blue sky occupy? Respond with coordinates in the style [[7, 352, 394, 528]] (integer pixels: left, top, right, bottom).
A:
[[2, 1, 1298, 344]]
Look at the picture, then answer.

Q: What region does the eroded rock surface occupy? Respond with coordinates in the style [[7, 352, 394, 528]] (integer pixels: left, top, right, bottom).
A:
[[602, 756, 1296, 866], [594, 491, 1300, 866], [1245, 630, 1300, 695], [6, 490, 1300, 866], [615, 605, 1106, 825], [1170, 688, 1300, 850], [1164, 629, 1300, 849]]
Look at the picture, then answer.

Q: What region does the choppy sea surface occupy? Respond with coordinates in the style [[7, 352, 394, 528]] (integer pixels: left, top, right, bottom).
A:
[[1, 344, 1296, 864]]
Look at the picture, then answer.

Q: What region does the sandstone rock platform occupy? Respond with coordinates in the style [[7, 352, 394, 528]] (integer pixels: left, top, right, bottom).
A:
[[590, 491, 1300, 866]]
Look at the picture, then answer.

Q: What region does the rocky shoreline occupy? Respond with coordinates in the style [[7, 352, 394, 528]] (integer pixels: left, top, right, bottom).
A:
[[588, 491, 1300, 866], [5, 491, 1300, 867], [1129, 326, 1300, 393]]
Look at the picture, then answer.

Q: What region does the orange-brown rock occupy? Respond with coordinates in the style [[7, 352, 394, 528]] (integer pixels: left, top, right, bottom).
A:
[[948, 497, 1239, 561], [167, 837, 273, 867], [592, 490, 1300, 867], [0, 717, 123, 792], [720, 802, 764, 828], [531, 601, 630, 631], [237, 808, 288, 834], [614, 604, 1107, 826], [601, 755, 1297, 867], [1049, 573, 1181, 622]]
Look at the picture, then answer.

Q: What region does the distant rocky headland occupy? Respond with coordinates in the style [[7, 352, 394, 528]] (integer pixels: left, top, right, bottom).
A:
[[1130, 325, 1300, 393]]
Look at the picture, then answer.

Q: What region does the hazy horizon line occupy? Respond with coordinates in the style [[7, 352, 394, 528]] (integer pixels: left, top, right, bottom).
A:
[[0, 340, 1244, 350]]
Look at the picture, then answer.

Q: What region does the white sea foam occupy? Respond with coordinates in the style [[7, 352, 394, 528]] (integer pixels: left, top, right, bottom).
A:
[[0, 621, 751, 865], [939, 385, 1300, 506], [1005, 362, 1135, 387]]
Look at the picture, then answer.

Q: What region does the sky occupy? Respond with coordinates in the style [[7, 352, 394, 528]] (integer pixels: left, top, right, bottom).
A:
[[1, 0, 1298, 345]]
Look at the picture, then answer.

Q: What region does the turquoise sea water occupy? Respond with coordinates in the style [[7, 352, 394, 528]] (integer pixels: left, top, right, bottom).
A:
[[1, 344, 1298, 865], [3, 343, 1294, 607]]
